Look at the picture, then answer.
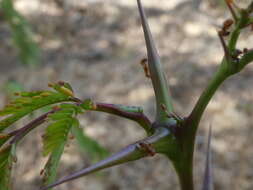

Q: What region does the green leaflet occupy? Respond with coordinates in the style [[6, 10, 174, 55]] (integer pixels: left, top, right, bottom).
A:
[[3, 80, 24, 100], [42, 104, 80, 156], [0, 145, 15, 190], [42, 143, 65, 189], [42, 119, 72, 156], [71, 120, 109, 161], [50, 82, 74, 97], [0, 91, 72, 132], [41, 104, 80, 188]]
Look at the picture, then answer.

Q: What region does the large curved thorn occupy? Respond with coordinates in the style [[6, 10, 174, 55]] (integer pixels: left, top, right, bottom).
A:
[[137, 0, 173, 119], [40, 127, 170, 190]]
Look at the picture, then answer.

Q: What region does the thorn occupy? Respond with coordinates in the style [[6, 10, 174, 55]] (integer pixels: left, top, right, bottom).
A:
[[139, 58, 151, 78], [40, 127, 170, 190], [40, 142, 148, 190], [137, 0, 162, 74], [137, 0, 173, 115]]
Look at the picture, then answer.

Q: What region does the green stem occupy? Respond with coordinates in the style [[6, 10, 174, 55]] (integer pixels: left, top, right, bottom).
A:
[[173, 159, 194, 190], [228, 10, 250, 51], [188, 65, 228, 136], [228, 26, 240, 51]]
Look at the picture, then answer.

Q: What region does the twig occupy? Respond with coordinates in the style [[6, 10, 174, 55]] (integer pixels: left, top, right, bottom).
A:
[[8, 109, 59, 145], [217, 31, 231, 62], [94, 103, 152, 133], [224, 0, 238, 21], [71, 98, 152, 133]]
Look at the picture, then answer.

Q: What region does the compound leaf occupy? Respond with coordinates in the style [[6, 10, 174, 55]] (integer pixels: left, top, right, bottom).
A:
[[0, 82, 76, 132]]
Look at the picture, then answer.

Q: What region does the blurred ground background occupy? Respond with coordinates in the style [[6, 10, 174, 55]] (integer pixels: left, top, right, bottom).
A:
[[1, 0, 253, 189]]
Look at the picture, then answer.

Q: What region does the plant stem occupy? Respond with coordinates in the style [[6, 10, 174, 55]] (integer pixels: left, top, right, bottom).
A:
[[228, 10, 250, 51], [9, 110, 57, 144], [177, 62, 230, 190], [94, 103, 152, 133], [188, 65, 228, 136], [173, 159, 194, 190], [188, 9, 250, 138], [72, 98, 153, 133]]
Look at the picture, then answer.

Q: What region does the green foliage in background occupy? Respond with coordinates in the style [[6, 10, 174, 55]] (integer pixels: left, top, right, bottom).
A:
[[1, 0, 40, 65], [3, 80, 24, 100]]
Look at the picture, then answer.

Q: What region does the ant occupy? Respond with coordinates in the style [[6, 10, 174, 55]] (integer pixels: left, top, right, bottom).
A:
[[219, 19, 234, 37]]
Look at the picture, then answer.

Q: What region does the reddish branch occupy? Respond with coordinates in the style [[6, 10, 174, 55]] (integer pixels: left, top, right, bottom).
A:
[[8, 109, 59, 145]]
